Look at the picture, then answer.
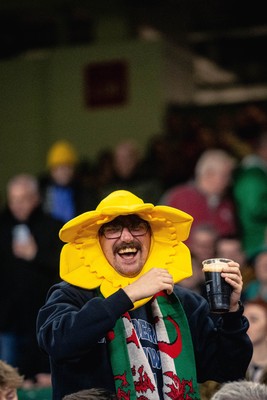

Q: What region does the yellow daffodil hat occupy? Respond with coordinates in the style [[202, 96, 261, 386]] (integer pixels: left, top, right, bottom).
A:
[[59, 190, 194, 308]]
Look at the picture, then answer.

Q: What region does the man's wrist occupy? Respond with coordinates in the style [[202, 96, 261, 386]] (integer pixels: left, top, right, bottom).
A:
[[229, 300, 243, 313]]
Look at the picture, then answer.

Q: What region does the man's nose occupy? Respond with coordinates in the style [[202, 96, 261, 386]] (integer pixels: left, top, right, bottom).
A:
[[120, 227, 134, 241]]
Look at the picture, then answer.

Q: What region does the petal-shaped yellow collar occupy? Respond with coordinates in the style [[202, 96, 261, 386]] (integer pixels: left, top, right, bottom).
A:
[[59, 190, 194, 309]]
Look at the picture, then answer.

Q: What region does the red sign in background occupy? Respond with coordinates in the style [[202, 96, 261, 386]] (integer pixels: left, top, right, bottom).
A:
[[84, 60, 128, 108]]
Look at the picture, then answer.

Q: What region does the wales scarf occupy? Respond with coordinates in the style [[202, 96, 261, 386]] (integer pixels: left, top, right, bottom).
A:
[[107, 291, 200, 400]]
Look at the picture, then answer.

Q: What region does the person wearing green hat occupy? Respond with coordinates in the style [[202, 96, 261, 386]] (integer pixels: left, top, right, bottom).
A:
[[36, 190, 252, 400]]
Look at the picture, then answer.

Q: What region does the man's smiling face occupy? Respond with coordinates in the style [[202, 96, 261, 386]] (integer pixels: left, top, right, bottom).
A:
[[98, 215, 151, 277]]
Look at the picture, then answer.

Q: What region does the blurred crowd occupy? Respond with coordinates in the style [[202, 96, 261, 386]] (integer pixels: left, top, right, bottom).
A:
[[1, 102, 267, 399]]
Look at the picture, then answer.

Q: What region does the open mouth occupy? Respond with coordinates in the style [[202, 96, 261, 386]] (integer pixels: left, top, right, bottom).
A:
[[118, 246, 138, 258]]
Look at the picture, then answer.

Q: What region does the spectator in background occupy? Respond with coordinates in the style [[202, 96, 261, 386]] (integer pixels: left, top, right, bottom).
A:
[[199, 381, 221, 400], [163, 111, 219, 186], [141, 133, 186, 190], [189, 224, 218, 264], [39, 140, 99, 223], [62, 388, 117, 400], [142, 116, 218, 192], [233, 131, 267, 258], [215, 235, 254, 290], [210, 380, 267, 400], [160, 149, 238, 241], [243, 246, 267, 302], [100, 139, 163, 204], [93, 149, 115, 196], [0, 360, 24, 400], [0, 174, 62, 384], [179, 224, 217, 295], [244, 299, 267, 384]]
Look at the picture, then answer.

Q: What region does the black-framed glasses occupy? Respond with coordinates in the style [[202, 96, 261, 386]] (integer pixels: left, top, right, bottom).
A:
[[99, 216, 150, 239]]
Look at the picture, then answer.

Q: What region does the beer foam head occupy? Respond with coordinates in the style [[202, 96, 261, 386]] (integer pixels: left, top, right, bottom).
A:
[[202, 258, 232, 272]]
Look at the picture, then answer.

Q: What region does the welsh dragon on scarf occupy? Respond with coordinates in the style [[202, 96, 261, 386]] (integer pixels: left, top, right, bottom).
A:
[[107, 291, 200, 400]]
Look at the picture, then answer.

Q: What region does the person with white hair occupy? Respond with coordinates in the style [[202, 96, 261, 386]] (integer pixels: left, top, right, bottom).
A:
[[0, 173, 62, 384], [210, 380, 267, 400], [159, 148, 238, 243]]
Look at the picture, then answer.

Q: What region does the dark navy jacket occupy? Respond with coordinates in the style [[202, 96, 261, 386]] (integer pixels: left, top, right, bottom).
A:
[[36, 282, 252, 400]]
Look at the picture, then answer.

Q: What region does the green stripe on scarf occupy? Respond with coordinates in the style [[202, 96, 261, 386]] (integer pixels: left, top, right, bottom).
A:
[[106, 291, 200, 400]]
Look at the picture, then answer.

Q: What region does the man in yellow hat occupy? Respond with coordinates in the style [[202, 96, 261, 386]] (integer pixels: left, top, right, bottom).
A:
[[37, 190, 252, 400]]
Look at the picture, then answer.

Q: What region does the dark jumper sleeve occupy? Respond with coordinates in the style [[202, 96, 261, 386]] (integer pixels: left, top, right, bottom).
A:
[[37, 281, 133, 360]]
